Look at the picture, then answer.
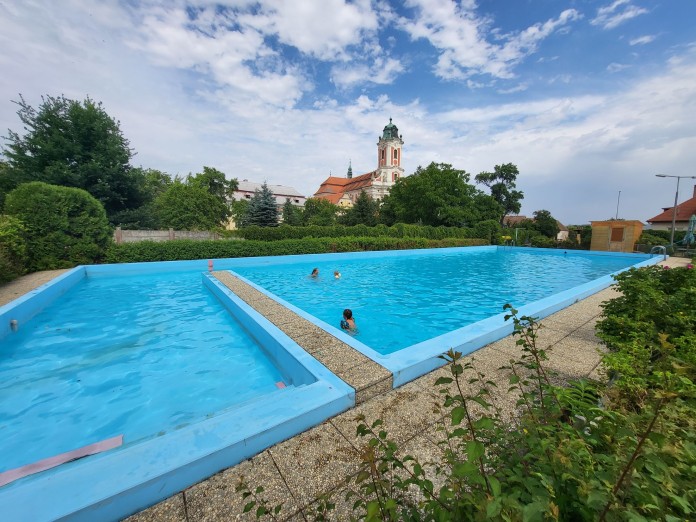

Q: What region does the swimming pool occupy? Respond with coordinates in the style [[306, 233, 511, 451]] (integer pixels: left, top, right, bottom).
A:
[[227, 246, 661, 385], [0, 261, 353, 521]]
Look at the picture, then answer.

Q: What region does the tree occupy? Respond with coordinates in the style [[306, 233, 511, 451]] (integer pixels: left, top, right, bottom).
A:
[[281, 198, 303, 226], [302, 198, 338, 226], [532, 209, 560, 238], [4, 182, 111, 270], [244, 182, 279, 227], [110, 168, 173, 229], [341, 191, 379, 226], [380, 162, 502, 227], [0, 214, 27, 282], [475, 163, 524, 224], [2, 95, 141, 218], [154, 180, 229, 230], [187, 166, 238, 202]]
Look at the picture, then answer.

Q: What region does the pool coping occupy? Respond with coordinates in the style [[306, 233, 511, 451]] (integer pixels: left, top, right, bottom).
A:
[[0, 262, 354, 522]]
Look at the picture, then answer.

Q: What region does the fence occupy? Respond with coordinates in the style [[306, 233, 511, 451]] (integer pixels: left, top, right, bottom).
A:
[[113, 228, 222, 244]]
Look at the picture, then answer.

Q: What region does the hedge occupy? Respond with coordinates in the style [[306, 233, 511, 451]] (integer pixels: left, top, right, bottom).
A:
[[226, 223, 474, 241], [105, 237, 488, 263]]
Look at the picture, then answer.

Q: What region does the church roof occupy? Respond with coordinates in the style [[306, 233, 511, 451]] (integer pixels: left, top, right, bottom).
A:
[[313, 171, 376, 201]]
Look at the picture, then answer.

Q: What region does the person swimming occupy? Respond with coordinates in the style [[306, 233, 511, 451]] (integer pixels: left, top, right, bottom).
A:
[[310, 268, 319, 278], [340, 308, 357, 332], [334, 270, 341, 279]]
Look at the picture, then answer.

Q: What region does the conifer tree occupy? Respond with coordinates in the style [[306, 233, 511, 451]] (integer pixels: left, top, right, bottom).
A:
[[245, 182, 279, 227]]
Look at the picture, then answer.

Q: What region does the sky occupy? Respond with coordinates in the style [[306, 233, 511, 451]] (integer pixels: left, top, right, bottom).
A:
[[1, 0, 695, 225]]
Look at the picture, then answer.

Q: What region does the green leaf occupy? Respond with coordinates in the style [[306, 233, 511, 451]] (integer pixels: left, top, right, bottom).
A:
[[451, 406, 466, 425], [466, 441, 485, 461]]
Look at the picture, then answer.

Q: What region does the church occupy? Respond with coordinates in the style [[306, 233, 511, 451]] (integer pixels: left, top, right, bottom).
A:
[[313, 118, 404, 207]]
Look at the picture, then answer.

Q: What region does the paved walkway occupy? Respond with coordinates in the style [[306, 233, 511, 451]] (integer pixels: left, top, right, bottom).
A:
[[0, 257, 688, 521]]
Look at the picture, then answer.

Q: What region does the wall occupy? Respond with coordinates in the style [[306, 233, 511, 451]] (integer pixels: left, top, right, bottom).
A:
[[113, 228, 221, 244]]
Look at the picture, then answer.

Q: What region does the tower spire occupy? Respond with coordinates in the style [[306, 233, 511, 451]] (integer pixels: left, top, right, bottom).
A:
[[347, 160, 353, 179]]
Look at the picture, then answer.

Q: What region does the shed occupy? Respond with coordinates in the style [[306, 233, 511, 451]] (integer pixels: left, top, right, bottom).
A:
[[590, 220, 643, 253]]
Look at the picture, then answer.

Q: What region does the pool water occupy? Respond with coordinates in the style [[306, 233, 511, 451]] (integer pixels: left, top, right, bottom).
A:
[[0, 271, 285, 474], [234, 248, 638, 354]]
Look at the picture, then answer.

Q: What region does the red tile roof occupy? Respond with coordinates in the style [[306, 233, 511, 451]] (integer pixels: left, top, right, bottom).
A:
[[313, 171, 377, 202], [647, 186, 696, 223]]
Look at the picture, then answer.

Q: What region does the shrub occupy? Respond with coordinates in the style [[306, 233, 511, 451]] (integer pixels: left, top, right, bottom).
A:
[[105, 237, 487, 263], [228, 224, 474, 242], [4, 182, 112, 270], [471, 219, 501, 244], [0, 214, 27, 283], [596, 265, 696, 409]]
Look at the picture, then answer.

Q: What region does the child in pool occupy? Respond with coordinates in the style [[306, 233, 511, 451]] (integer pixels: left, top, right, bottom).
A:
[[334, 270, 341, 279], [310, 268, 319, 278], [340, 309, 357, 332]]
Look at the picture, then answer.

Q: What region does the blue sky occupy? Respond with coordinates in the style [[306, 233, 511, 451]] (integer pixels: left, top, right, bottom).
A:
[[1, 0, 695, 224]]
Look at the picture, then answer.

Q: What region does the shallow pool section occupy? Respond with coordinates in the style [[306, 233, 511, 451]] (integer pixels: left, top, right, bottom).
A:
[[228, 246, 661, 385], [0, 262, 353, 522]]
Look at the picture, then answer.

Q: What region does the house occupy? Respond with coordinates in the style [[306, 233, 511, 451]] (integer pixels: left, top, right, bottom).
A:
[[502, 215, 569, 241], [233, 180, 306, 208], [314, 118, 404, 206], [227, 180, 306, 229], [647, 185, 696, 231]]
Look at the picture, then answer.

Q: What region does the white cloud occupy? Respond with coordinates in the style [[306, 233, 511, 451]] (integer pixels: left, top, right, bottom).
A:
[[591, 0, 648, 30], [629, 35, 656, 46], [331, 55, 405, 89], [607, 62, 630, 73], [398, 1, 581, 80]]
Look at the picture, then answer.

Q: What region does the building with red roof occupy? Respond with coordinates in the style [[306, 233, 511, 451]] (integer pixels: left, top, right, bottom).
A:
[[647, 185, 696, 231], [314, 119, 404, 207]]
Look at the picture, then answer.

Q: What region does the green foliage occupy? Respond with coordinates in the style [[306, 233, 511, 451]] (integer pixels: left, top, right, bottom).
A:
[[475, 163, 524, 224], [239, 297, 695, 521], [245, 182, 279, 227], [230, 223, 474, 241], [302, 198, 338, 226], [4, 182, 111, 270], [0, 214, 27, 282], [105, 237, 486, 263], [2, 94, 139, 218], [281, 199, 303, 226], [154, 180, 229, 230], [187, 166, 237, 202], [110, 168, 173, 229], [380, 162, 503, 227], [471, 219, 501, 245], [596, 265, 696, 409], [532, 209, 560, 238], [340, 191, 379, 226]]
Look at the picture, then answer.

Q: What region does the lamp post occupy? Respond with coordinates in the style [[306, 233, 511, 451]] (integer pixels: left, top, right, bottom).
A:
[[655, 174, 696, 246]]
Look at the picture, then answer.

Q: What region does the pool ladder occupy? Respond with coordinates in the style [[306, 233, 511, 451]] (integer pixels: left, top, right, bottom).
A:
[[650, 245, 667, 260]]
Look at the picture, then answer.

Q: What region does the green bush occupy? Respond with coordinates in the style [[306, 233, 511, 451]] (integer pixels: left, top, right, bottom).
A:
[[105, 237, 487, 263], [596, 265, 696, 409], [227, 224, 474, 241], [472, 219, 501, 244], [4, 182, 112, 270], [0, 214, 27, 283]]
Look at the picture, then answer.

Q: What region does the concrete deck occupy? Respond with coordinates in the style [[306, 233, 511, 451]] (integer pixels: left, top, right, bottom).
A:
[[0, 256, 689, 521]]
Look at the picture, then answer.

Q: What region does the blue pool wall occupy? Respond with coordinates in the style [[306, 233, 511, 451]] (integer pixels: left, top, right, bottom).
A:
[[223, 246, 663, 386], [0, 259, 354, 521]]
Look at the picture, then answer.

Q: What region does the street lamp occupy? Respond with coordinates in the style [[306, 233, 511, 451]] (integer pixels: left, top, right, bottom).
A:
[[655, 174, 696, 246]]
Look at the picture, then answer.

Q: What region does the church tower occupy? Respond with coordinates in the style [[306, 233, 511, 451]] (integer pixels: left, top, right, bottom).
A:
[[372, 118, 404, 199]]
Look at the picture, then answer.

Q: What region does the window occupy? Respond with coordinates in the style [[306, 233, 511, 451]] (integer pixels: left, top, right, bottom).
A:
[[245, 194, 251, 199], [610, 227, 624, 242], [294, 199, 299, 203], [393, 149, 398, 159]]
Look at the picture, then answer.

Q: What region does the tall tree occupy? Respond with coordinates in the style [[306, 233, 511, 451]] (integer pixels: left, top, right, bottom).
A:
[[380, 162, 501, 227], [154, 180, 228, 230], [245, 182, 279, 227], [2, 95, 140, 218], [341, 191, 379, 226], [187, 166, 237, 201], [475, 163, 524, 224], [532, 209, 560, 238]]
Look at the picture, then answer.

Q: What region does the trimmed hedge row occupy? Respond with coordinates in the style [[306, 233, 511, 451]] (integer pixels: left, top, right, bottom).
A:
[[228, 223, 474, 241], [105, 237, 487, 263]]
